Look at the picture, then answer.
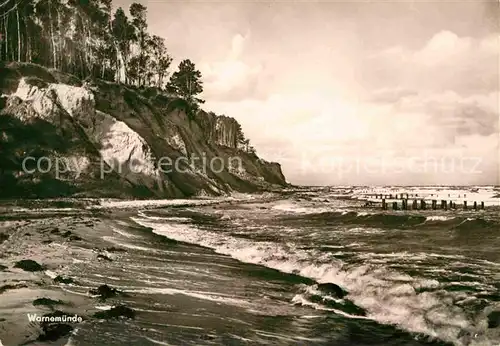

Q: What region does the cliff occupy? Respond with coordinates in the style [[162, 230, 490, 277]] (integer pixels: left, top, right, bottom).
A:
[[0, 62, 287, 199]]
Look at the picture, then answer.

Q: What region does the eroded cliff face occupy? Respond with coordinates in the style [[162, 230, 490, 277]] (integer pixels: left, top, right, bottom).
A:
[[0, 63, 287, 199]]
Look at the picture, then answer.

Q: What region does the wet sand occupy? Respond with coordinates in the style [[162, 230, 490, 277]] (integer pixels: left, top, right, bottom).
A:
[[0, 208, 122, 345]]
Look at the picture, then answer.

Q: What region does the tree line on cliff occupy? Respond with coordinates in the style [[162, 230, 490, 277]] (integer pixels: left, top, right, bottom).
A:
[[0, 0, 203, 108]]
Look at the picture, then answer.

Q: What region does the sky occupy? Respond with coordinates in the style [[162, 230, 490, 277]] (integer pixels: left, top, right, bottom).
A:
[[116, 0, 499, 186]]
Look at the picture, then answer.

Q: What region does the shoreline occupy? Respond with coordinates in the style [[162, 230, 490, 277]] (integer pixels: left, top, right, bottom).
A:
[[1, 190, 499, 345]]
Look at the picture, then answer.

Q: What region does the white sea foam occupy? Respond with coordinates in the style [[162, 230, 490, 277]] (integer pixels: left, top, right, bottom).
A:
[[102, 236, 152, 252], [95, 193, 266, 210], [111, 227, 137, 238], [95, 199, 215, 209], [291, 294, 369, 320], [271, 202, 329, 214], [131, 216, 497, 346], [12, 207, 77, 213], [44, 270, 58, 279], [426, 216, 456, 222], [143, 337, 174, 346], [357, 211, 376, 216]]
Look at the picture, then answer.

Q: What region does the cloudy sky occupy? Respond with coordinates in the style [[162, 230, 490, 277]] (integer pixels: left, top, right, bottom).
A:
[[117, 0, 499, 186]]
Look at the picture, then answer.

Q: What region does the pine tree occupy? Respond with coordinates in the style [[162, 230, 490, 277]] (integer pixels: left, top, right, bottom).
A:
[[167, 59, 204, 106], [129, 3, 149, 86], [0, 0, 170, 89]]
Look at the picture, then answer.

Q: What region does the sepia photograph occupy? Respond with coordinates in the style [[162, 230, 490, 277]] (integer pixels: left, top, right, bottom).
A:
[[0, 0, 499, 345]]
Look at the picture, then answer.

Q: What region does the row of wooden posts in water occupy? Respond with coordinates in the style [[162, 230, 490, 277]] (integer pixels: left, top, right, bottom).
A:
[[369, 193, 468, 199], [364, 194, 485, 211], [380, 199, 485, 211]]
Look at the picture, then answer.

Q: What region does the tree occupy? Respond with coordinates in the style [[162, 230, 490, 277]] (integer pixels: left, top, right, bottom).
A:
[[112, 7, 135, 83], [0, 0, 177, 90], [167, 59, 204, 106], [129, 3, 148, 86], [148, 35, 172, 88]]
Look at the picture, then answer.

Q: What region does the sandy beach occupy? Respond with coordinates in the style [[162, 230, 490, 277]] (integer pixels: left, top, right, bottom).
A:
[[0, 207, 126, 345]]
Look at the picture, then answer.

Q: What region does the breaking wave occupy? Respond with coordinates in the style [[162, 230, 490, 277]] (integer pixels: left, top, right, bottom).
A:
[[131, 216, 499, 346], [287, 210, 500, 231]]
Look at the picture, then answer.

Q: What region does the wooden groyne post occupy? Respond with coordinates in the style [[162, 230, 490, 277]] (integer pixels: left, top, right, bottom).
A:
[[371, 192, 486, 212], [441, 200, 447, 210]]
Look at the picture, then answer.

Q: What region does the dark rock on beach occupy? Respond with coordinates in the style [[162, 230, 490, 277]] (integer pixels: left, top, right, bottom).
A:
[[38, 323, 74, 342], [61, 231, 73, 238], [97, 254, 113, 262], [50, 228, 61, 234], [317, 282, 348, 299], [33, 311, 81, 342], [94, 305, 136, 320], [0, 283, 28, 294], [199, 334, 217, 341], [89, 284, 123, 300], [54, 276, 75, 284], [33, 298, 65, 307], [105, 246, 127, 253], [488, 311, 500, 328], [13, 259, 44, 272], [0, 233, 9, 244]]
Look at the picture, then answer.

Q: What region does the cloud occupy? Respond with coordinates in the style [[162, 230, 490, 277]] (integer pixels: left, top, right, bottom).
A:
[[415, 30, 472, 66], [200, 33, 265, 102], [371, 90, 499, 141], [365, 31, 499, 95], [370, 88, 419, 103], [203, 29, 498, 186], [422, 92, 499, 138]]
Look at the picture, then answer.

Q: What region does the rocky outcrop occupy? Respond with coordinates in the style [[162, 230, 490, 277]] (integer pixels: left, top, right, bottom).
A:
[[0, 62, 287, 198]]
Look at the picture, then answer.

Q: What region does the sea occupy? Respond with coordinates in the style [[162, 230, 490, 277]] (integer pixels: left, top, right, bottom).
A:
[[26, 186, 500, 345]]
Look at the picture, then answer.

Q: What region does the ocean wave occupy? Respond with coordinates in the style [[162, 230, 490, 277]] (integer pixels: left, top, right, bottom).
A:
[[453, 218, 500, 230], [130, 216, 497, 346], [271, 202, 330, 214], [129, 287, 252, 308], [297, 210, 500, 231]]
